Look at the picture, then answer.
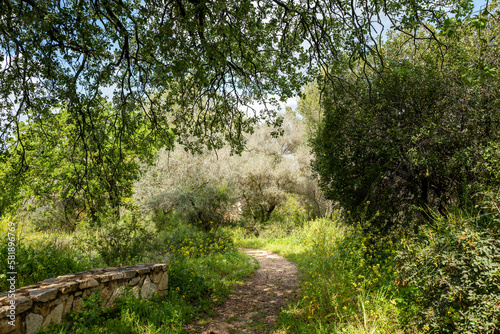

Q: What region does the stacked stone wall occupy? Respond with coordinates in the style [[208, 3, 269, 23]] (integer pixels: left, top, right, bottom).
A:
[[0, 264, 168, 334]]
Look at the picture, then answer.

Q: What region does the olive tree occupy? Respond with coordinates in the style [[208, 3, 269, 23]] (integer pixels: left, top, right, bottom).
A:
[[134, 110, 328, 228]]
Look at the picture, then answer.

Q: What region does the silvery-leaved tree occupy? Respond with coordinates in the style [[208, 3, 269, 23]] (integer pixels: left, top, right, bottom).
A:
[[134, 110, 326, 229]]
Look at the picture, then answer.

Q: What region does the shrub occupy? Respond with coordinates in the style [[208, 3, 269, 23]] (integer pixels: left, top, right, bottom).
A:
[[82, 210, 159, 266], [396, 213, 500, 333], [168, 256, 213, 303], [0, 235, 98, 291], [27, 203, 68, 231], [269, 194, 311, 234], [169, 182, 235, 232], [238, 216, 400, 333], [163, 223, 234, 258]]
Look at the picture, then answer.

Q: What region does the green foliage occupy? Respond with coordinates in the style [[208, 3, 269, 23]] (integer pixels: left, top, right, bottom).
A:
[[0, 234, 99, 292], [83, 210, 159, 266], [163, 223, 234, 258], [170, 183, 234, 233], [396, 212, 500, 333], [65, 292, 109, 331], [168, 257, 213, 304], [0, 103, 158, 226], [237, 217, 401, 333], [40, 249, 257, 334], [476, 188, 500, 227], [0, 0, 311, 155], [40, 289, 193, 334], [312, 9, 500, 231], [134, 146, 238, 232], [134, 112, 327, 228], [296, 81, 323, 140], [27, 202, 79, 232], [1, 0, 462, 159], [268, 194, 311, 234]]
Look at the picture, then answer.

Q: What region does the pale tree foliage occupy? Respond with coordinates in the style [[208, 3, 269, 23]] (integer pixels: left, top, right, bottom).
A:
[[237, 109, 327, 222], [134, 110, 329, 229], [296, 82, 322, 139], [133, 145, 237, 232]]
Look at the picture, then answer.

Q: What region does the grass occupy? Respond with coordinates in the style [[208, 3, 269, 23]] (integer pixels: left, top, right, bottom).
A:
[[2, 211, 408, 333], [1, 213, 258, 334], [234, 218, 405, 334], [40, 249, 258, 334]]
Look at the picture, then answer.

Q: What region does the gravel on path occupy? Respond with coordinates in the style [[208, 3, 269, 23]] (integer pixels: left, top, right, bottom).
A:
[[187, 248, 300, 334]]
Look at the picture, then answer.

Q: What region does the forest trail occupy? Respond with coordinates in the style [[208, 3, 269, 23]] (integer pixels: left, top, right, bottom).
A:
[[187, 248, 300, 334]]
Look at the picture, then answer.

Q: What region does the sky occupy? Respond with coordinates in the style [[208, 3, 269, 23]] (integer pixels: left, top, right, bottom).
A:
[[474, 0, 489, 12]]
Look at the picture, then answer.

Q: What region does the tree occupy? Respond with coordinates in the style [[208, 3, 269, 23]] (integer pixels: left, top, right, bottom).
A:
[[0, 100, 159, 226], [296, 82, 322, 140], [311, 6, 500, 230], [0, 0, 475, 157], [134, 110, 328, 227], [133, 145, 238, 232]]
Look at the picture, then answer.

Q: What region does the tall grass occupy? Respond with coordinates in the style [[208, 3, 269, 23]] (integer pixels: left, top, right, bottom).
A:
[[1, 211, 258, 333], [235, 217, 403, 333], [40, 249, 257, 334]]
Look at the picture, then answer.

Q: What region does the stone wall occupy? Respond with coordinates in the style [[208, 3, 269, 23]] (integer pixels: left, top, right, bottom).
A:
[[0, 264, 168, 334]]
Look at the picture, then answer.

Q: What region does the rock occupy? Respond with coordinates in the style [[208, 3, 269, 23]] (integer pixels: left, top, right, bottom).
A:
[[99, 283, 116, 305], [13, 296, 32, 314], [158, 272, 168, 291], [59, 281, 79, 294], [78, 278, 99, 289], [132, 286, 140, 298], [141, 276, 158, 299], [39, 278, 62, 285], [72, 297, 83, 313], [29, 288, 58, 303], [105, 286, 125, 307], [63, 295, 74, 316], [25, 313, 43, 334], [0, 315, 20, 334], [151, 264, 168, 271], [150, 271, 162, 284], [135, 266, 151, 275], [42, 303, 64, 327], [0, 305, 10, 318], [129, 277, 140, 285], [122, 269, 137, 279]]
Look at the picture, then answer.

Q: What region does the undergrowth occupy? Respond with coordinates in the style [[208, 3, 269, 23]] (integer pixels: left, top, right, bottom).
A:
[[39, 249, 257, 333], [235, 217, 402, 333]]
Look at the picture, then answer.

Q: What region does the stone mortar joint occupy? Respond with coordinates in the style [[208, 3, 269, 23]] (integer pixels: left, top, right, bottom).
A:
[[0, 263, 168, 334]]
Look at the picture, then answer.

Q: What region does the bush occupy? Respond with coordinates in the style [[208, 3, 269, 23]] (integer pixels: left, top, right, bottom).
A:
[[237, 216, 401, 333], [163, 223, 234, 258], [396, 212, 500, 333], [0, 235, 99, 291], [269, 195, 311, 234], [83, 210, 159, 266], [170, 182, 235, 232], [25, 201, 79, 232]]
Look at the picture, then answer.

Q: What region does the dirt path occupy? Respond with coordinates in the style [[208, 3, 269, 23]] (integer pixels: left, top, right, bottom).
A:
[[187, 248, 300, 334]]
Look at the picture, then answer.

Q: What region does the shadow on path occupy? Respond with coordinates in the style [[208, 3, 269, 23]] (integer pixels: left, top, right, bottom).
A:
[[187, 248, 300, 334]]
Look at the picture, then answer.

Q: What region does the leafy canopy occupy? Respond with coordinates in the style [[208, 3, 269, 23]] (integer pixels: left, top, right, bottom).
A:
[[0, 0, 473, 154]]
